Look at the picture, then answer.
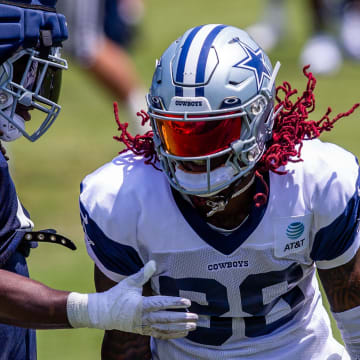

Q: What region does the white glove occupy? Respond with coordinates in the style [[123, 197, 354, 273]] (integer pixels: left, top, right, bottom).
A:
[[66, 260, 198, 339]]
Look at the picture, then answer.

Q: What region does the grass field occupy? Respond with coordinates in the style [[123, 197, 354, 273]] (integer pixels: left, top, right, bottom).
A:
[[8, 0, 360, 358]]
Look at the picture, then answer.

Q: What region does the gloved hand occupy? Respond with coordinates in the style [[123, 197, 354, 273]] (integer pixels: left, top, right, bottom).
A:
[[67, 260, 198, 339]]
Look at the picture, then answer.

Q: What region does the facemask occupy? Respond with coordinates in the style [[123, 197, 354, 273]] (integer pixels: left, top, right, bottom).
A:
[[175, 165, 237, 197]]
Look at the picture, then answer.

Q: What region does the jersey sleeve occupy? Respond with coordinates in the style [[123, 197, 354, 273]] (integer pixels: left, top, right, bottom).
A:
[[79, 158, 145, 282], [309, 144, 360, 269]]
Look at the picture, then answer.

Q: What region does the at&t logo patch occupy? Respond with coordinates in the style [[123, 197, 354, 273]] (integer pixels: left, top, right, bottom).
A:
[[286, 222, 305, 239], [274, 215, 312, 258]]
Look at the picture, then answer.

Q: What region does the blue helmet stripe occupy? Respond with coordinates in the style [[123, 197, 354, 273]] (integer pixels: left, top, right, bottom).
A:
[[175, 25, 203, 96], [175, 85, 182, 96], [195, 86, 205, 97], [176, 25, 203, 82], [195, 24, 227, 97]]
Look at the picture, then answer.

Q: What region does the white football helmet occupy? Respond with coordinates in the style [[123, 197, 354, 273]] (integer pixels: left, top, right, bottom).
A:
[[147, 24, 280, 196], [0, 46, 67, 142]]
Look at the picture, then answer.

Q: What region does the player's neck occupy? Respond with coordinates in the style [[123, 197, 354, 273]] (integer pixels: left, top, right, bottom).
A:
[[206, 185, 254, 230], [190, 173, 255, 230]]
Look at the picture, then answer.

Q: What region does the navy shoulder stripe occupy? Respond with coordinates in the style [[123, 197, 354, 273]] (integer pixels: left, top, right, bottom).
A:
[[79, 201, 143, 276]]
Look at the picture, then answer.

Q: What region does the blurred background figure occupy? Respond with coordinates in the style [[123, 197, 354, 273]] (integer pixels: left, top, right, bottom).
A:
[[340, 0, 360, 61], [245, 0, 286, 53], [246, 0, 360, 75], [57, 0, 149, 132]]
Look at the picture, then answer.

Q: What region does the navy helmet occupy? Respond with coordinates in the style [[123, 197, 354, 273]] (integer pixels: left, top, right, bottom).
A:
[[0, 0, 68, 141]]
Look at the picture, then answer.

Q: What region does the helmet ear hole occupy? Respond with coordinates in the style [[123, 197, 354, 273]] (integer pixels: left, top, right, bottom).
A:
[[150, 96, 163, 110], [251, 99, 265, 116], [0, 90, 12, 109]]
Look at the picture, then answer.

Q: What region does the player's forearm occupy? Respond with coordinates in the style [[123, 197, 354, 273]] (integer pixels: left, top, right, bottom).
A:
[[318, 249, 360, 312], [102, 330, 151, 360], [0, 269, 71, 329]]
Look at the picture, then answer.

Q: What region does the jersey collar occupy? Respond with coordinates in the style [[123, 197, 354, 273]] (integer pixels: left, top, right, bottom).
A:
[[171, 172, 270, 255]]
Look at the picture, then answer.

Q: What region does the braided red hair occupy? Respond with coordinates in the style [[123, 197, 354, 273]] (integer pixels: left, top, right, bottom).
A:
[[257, 65, 359, 176], [113, 67, 360, 205], [113, 105, 160, 170]]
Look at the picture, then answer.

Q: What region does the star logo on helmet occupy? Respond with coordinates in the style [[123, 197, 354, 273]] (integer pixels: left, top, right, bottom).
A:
[[233, 42, 271, 91]]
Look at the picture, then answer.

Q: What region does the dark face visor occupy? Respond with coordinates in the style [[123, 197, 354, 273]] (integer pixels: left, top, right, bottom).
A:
[[12, 53, 62, 104]]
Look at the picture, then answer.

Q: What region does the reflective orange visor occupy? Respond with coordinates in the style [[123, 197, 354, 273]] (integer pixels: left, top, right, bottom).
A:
[[155, 114, 242, 157]]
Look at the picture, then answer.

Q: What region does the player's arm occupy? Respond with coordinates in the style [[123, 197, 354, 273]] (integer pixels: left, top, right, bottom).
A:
[[95, 265, 151, 360], [318, 248, 360, 359], [318, 248, 360, 312], [0, 269, 70, 329], [0, 259, 197, 336]]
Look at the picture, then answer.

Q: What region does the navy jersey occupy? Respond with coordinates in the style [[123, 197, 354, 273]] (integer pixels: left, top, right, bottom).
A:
[[0, 152, 36, 360], [0, 152, 33, 265], [80, 139, 359, 359]]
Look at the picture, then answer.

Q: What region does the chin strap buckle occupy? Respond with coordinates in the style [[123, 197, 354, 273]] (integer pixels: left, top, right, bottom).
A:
[[204, 175, 256, 218], [205, 199, 228, 217]]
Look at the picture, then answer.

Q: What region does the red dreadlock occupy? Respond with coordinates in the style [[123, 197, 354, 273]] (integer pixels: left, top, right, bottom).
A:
[[257, 65, 360, 177], [252, 66, 359, 206], [113, 67, 360, 206], [113, 103, 160, 170]]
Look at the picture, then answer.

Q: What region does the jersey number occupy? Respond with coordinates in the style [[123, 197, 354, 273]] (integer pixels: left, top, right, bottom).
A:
[[159, 263, 304, 346]]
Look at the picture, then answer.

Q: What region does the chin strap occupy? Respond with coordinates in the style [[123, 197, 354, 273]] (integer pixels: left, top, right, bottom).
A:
[[192, 175, 256, 218]]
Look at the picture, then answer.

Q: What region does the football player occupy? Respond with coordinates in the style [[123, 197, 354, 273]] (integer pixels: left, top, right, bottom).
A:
[[56, 0, 149, 133], [80, 24, 360, 359], [0, 1, 197, 358]]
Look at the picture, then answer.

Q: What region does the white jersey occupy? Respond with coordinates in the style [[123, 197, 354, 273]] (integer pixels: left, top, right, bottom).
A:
[[80, 139, 360, 360]]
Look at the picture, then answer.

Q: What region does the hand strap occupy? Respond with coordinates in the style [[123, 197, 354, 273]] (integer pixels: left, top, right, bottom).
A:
[[21, 229, 77, 250]]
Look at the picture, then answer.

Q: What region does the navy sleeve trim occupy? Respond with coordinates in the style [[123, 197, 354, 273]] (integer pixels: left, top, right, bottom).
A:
[[311, 167, 360, 261], [79, 200, 143, 276]]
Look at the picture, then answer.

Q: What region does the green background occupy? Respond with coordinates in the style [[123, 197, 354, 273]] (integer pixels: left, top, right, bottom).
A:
[[9, 0, 360, 358]]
